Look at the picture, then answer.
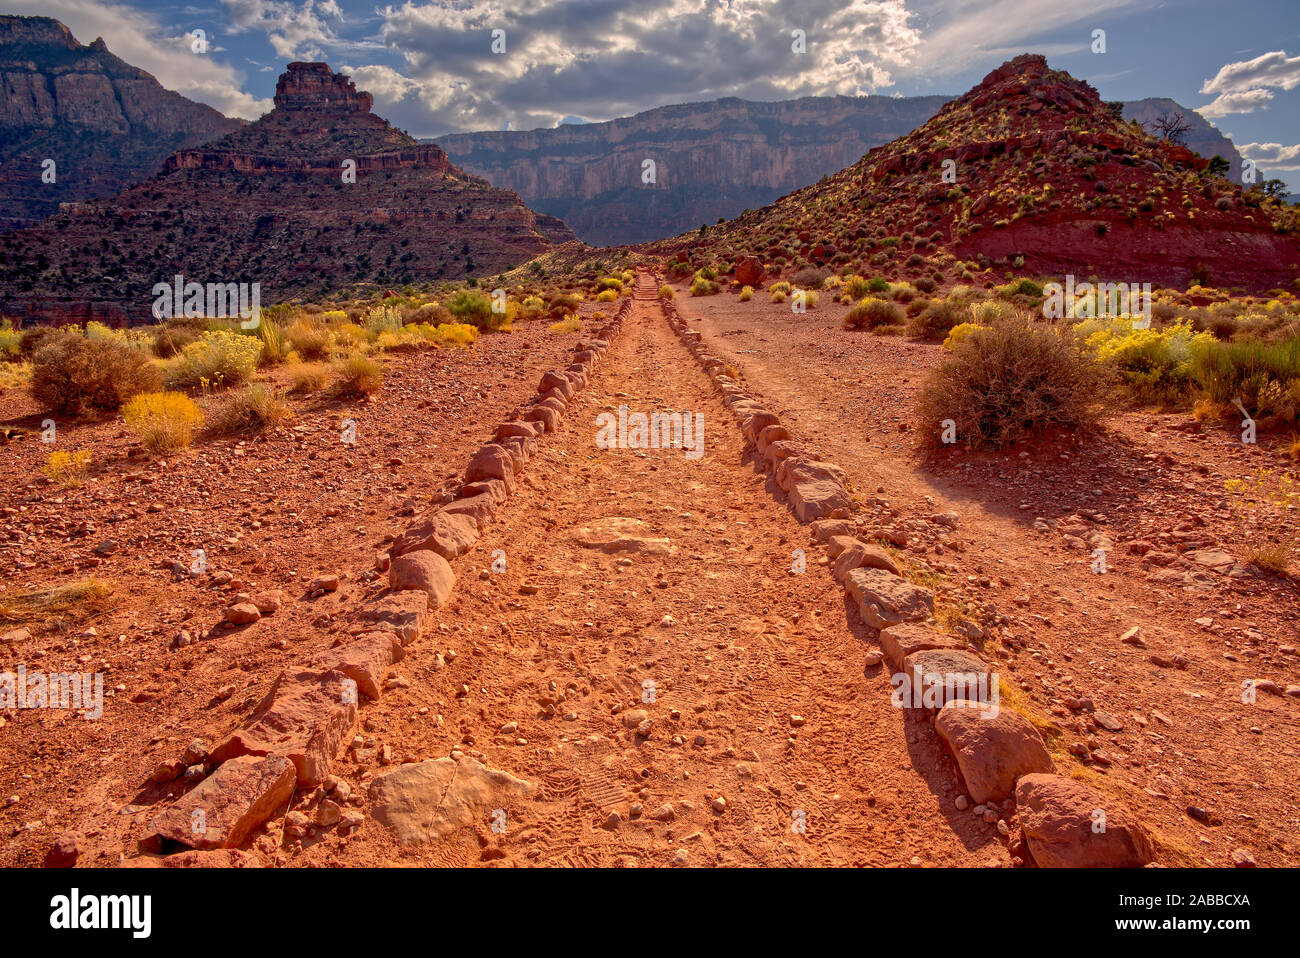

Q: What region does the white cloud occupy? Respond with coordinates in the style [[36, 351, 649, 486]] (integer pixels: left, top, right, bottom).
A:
[[373, 0, 923, 134], [1198, 50, 1300, 117], [1202, 50, 1300, 95], [908, 0, 1137, 76], [1235, 141, 1300, 171], [339, 63, 420, 104], [1198, 88, 1274, 118], [222, 0, 345, 60], [5, 0, 272, 118]]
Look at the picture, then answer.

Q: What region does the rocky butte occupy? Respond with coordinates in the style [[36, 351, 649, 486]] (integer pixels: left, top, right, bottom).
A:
[[654, 55, 1299, 292], [0, 15, 241, 232], [0, 62, 577, 326]]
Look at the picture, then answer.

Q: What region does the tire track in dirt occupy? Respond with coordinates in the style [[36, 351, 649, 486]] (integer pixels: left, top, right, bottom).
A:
[[334, 274, 1002, 867]]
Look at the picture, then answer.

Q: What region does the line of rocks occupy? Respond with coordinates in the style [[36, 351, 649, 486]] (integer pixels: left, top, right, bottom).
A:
[[131, 297, 633, 862], [659, 295, 1157, 868]]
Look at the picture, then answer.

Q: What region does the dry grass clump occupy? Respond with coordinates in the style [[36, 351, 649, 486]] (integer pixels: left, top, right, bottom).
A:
[[43, 450, 92, 486], [204, 383, 292, 435], [122, 391, 204, 452], [288, 362, 331, 394], [844, 297, 903, 330], [0, 578, 115, 627], [333, 354, 383, 397]]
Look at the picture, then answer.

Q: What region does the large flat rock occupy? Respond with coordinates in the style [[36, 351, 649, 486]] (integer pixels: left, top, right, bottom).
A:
[[845, 567, 934, 630], [368, 756, 535, 845], [935, 700, 1055, 803], [573, 517, 673, 555], [146, 754, 294, 851], [209, 667, 358, 786]]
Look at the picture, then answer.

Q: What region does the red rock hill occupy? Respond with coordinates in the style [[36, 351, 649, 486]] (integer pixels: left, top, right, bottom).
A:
[[0, 62, 578, 325]]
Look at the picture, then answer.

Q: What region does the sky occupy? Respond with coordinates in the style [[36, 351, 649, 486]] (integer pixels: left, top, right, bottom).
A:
[[9, 0, 1300, 189]]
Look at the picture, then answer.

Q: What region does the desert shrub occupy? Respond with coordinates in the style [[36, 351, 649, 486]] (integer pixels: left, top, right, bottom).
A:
[[690, 276, 720, 296], [0, 320, 21, 358], [917, 316, 1103, 449], [44, 449, 92, 486], [793, 267, 829, 288], [907, 300, 965, 340], [795, 289, 820, 309], [596, 277, 624, 293], [449, 290, 506, 331], [914, 276, 938, 294], [890, 282, 918, 303], [520, 296, 545, 319], [844, 297, 904, 330], [19, 326, 56, 358], [85, 321, 154, 354], [333, 353, 383, 396], [970, 300, 1015, 325], [205, 383, 292, 435], [433, 322, 479, 346], [288, 362, 330, 394], [769, 281, 792, 296], [550, 315, 582, 333], [596, 289, 618, 303], [1192, 335, 1300, 426], [866, 276, 891, 293], [169, 330, 262, 389], [286, 319, 330, 359], [658, 285, 674, 300], [547, 293, 580, 319], [122, 391, 203, 452], [365, 305, 404, 335], [32, 332, 162, 415], [152, 322, 201, 358], [1078, 319, 1213, 402], [739, 286, 754, 302], [996, 278, 1045, 299], [843, 275, 872, 298], [943, 322, 987, 350]]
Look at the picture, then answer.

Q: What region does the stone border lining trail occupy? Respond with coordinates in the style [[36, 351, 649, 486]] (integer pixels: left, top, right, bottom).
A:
[[131, 291, 638, 860], [658, 287, 1157, 869]]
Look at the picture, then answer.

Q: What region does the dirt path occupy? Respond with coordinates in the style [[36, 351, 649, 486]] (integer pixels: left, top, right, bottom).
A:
[[670, 289, 1300, 867], [323, 274, 1001, 867]]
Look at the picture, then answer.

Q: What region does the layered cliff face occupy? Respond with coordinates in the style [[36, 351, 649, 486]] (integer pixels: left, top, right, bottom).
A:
[[436, 95, 951, 246], [437, 93, 1248, 248], [0, 15, 242, 231], [0, 62, 578, 325], [652, 55, 1298, 292]]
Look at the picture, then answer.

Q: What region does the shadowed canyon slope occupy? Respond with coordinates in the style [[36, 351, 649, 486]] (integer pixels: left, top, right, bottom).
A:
[[0, 15, 242, 232], [0, 62, 577, 325]]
